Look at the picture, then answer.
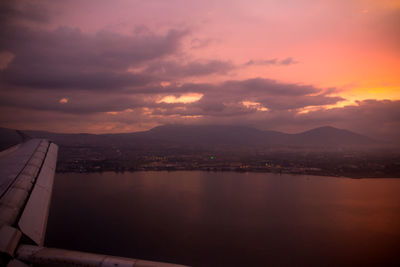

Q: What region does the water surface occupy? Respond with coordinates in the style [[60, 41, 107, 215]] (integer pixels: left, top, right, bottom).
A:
[[46, 171, 400, 266]]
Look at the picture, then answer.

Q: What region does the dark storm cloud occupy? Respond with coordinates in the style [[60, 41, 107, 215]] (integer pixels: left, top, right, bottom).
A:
[[0, 20, 235, 90], [0, 23, 189, 90], [0, 1, 299, 95]]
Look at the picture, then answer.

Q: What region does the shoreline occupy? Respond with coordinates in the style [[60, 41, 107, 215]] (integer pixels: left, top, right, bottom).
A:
[[55, 168, 400, 179]]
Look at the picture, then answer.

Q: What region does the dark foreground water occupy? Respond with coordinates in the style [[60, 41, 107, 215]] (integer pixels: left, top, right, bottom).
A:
[[46, 172, 400, 266]]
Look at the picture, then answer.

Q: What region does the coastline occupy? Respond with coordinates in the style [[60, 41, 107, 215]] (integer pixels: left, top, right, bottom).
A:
[[55, 168, 400, 179]]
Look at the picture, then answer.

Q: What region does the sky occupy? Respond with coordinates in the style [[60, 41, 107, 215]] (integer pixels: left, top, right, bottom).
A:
[[0, 0, 399, 141]]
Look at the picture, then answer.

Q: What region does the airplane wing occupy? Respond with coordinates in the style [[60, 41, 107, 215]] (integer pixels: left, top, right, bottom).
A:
[[0, 139, 186, 267]]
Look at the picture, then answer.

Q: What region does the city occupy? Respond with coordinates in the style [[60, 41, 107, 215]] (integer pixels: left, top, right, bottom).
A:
[[56, 145, 400, 178]]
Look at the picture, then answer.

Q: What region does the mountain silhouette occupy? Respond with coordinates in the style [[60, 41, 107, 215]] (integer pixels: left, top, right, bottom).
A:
[[0, 124, 379, 150]]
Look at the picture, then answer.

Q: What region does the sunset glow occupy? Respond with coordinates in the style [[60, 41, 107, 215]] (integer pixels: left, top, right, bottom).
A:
[[157, 93, 203, 104], [0, 0, 399, 141], [242, 101, 269, 112], [1, 4, 400, 265], [59, 98, 69, 104]]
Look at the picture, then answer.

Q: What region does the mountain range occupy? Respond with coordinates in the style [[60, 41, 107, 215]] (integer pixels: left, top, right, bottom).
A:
[[0, 125, 380, 151]]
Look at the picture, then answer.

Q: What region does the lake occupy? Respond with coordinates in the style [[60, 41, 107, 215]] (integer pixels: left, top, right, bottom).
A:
[[46, 171, 400, 266]]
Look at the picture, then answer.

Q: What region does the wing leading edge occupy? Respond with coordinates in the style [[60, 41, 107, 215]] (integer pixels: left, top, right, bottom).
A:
[[18, 143, 58, 246]]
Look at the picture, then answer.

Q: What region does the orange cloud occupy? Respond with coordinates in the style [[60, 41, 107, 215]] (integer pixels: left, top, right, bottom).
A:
[[157, 93, 203, 104]]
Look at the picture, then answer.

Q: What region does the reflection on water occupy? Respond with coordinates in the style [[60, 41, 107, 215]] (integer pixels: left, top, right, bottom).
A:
[[46, 171, 400, 266]]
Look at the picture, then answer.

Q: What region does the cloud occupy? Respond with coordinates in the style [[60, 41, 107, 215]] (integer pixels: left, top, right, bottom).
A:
[[0, 0, 398, 143], [245, 57, 298, 66], [0, 77, 342, 117], [171, 99, 400, 142], [282, 99, 400, 141], [279, 57, 298, 65], [0, 88, 154, 114], [190, 38, 215, 49], [2, 68, 157, 90], [144, 59, 235, 78], [0, 23, 189, 90], [2, 99, 399, 142], [0, 18, 234, 91], [0, 1, 50, 25], [59, 98, 68, 104], [157, 93, 203, 104], [189, 78, 343, 112]]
